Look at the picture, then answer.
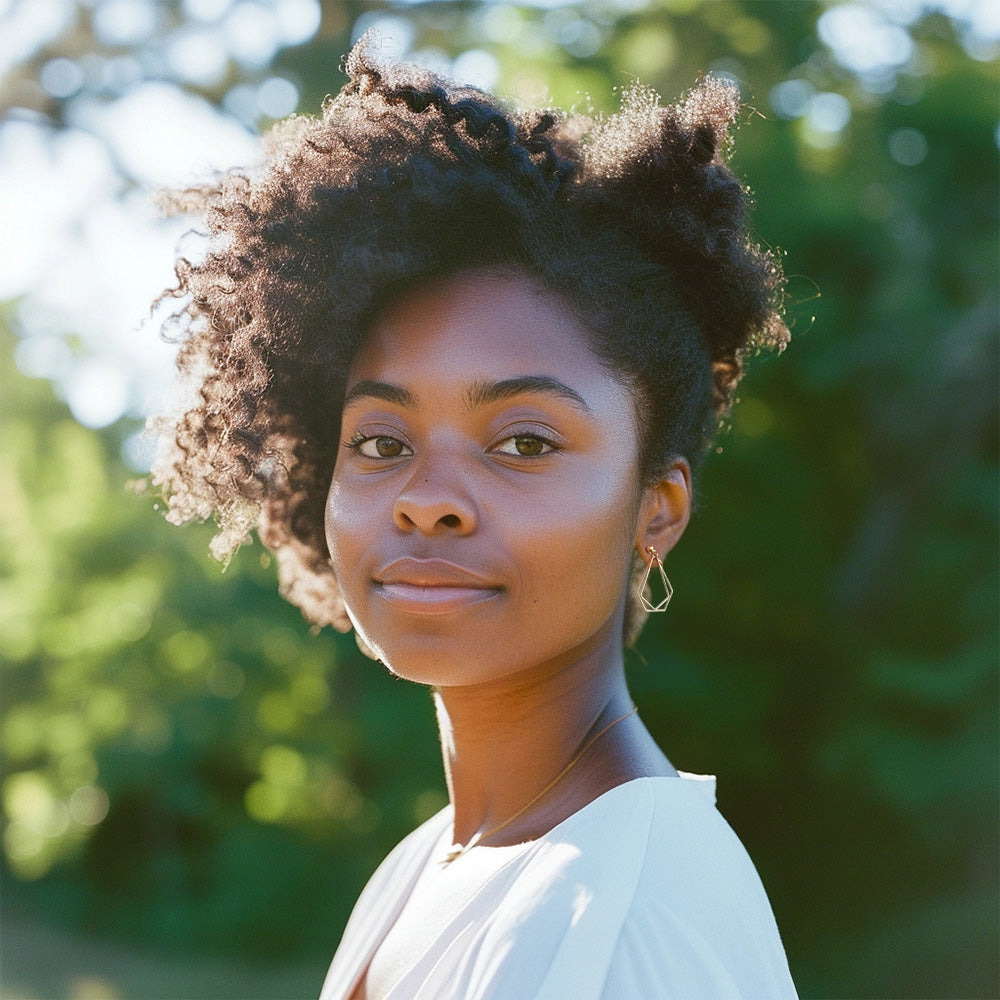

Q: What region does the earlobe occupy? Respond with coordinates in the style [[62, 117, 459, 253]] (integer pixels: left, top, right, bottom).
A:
[[635, 459, 692, 561]]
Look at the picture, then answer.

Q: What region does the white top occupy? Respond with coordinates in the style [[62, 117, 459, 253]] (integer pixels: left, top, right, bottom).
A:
[[319, 775, 797, 999]]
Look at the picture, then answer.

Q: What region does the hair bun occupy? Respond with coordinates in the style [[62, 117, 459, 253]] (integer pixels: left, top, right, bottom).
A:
[[575, 77, 787, 388]]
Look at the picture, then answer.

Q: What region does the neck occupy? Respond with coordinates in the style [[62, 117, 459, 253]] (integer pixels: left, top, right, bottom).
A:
[[432, 637, 646, 849]]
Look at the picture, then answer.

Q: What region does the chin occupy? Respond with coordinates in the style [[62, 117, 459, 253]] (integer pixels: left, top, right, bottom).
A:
[[378, 650, 490, 688], [371, 635, 523, 688]]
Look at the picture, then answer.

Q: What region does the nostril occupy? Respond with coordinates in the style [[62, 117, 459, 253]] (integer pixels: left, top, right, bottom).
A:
[[439, 514, 461, 529]]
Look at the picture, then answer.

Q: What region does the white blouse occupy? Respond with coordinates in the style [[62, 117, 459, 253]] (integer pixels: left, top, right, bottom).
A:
[[319, 775, 797, 999]]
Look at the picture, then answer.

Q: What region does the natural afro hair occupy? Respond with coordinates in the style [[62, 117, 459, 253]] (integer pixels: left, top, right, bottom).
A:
[[149, 33, 787, 636]]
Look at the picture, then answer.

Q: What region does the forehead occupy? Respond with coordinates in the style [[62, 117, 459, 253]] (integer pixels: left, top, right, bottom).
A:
[[349, 270, 618, 398]]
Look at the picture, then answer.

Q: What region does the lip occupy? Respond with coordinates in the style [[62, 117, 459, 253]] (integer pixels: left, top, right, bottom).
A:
[[374, 558, 502, 614]]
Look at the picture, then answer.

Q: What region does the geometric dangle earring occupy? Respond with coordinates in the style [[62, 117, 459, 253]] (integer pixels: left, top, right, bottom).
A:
[[637, 545, 673, 612]]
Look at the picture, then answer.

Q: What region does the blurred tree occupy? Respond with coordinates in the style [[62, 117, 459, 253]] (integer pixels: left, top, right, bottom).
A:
[[0, 311, 444, 962], [1, 2, 997, 998]]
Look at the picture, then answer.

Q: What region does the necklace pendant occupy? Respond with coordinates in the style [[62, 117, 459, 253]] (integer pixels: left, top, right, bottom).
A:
[[440, 830, 480, 866], [440, 843, 464, 865]]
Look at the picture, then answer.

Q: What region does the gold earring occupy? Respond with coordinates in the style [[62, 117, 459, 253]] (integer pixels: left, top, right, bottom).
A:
[[638, 546, 673, 612]]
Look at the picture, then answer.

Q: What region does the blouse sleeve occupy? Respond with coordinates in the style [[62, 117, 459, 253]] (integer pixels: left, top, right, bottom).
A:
[[600, 892, 796, 999], [598, 782, 798, 1000]]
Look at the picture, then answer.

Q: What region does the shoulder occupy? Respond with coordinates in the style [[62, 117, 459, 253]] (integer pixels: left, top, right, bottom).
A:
[[352, 806, 452, 913], [497, 776, 797, 999], [332, 807, 451, 950], [598, 776, 798, 999], [319, 808, 452, 999], [628, 773, 772, 908]]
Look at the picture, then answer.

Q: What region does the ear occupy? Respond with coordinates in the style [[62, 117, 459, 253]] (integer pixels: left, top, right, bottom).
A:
[[634, 458, 692, 562]]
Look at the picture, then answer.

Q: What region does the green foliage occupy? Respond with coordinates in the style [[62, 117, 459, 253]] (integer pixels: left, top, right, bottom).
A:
[[0, 315, 443, 963], [2, 3, 997, 998]]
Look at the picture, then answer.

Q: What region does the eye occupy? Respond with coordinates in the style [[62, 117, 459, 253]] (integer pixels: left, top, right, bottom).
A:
[[350, 435, 412, 459], [493, 434, 557, 457]]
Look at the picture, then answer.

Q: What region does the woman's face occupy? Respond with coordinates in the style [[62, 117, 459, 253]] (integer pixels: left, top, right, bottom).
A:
[[325, 271, 647, 687]]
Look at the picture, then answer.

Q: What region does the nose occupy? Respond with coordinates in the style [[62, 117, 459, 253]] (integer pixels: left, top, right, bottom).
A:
[[392, 453, 478, 536]]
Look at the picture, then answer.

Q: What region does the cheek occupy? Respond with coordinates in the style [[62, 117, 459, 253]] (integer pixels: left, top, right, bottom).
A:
[[512, 464, 638, 616], [324, 474, 367, 582]]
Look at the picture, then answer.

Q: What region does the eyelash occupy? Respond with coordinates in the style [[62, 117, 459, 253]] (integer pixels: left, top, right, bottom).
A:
[[345, 431, 411, 459], [493, 432, 559, 457], [343, 430, 560, 459]]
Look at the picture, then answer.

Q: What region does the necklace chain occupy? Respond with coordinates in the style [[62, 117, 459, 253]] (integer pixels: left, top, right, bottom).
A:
[[440, 705, 639, 865]]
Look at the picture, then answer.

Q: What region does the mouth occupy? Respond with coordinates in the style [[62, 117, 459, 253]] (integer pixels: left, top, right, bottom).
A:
[[374, 558, 502, 614]]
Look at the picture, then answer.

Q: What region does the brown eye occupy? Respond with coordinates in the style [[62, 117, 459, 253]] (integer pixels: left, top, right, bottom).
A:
[[494, 434, 556, 457], [355, 435, 410, 459], [514, 436, 545, 456], [375, 437, 402, 457]]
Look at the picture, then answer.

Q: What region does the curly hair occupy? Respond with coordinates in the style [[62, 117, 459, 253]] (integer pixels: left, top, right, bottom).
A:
[[150, 34, 787, 637]]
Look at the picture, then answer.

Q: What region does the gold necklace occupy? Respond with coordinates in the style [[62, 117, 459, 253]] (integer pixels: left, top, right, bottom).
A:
[[440, 705, 639, 865]]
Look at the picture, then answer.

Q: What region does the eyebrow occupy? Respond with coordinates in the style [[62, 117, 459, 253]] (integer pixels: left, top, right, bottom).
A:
[[465, 376, 592, 414], [342, 375, 591, 414], [342, 380, 417, 409]]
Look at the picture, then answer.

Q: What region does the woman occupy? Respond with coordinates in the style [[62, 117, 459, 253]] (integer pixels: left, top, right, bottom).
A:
[[152, 35, 797, 999]]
